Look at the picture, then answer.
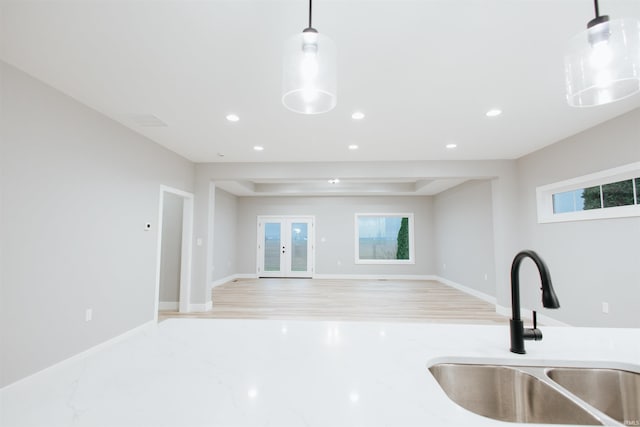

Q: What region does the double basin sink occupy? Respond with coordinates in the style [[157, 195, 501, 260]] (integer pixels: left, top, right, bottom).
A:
[[429, 360, 639, 425]]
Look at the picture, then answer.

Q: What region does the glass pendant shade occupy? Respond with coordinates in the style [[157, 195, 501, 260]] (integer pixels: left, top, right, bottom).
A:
[[282, 30, 337, 114], [565, 18, 640, 107]]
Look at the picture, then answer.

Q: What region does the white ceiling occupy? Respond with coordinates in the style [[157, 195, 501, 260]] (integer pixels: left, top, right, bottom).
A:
[[214, 177, 468, 197], [2, 0, 639, 196]]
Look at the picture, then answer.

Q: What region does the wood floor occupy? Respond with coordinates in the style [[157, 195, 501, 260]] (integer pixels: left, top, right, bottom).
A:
[[158, 278, 509, 324]]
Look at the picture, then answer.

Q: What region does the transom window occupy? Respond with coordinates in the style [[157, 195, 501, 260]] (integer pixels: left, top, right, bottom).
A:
[[537, 162, 640, 223], [355, 213, 415, 264]]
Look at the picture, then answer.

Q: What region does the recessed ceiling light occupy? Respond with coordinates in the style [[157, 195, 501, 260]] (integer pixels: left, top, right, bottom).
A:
[[485, 109, 502, 117], [348, 144, 359, 150], [351, 111, 365, 120], [253, 146, 264, 151], [247, 388, 258, 399], [226, 114, 240, 122], [328, 178, 340, 184], [446, 143, 457, 149]]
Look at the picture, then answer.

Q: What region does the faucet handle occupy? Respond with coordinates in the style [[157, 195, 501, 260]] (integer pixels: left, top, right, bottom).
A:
[[524, 327, 543, 341], [523, 311, 543, 341]]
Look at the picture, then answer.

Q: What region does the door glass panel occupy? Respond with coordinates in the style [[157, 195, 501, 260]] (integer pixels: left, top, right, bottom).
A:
[[264, 222, 281, 272], [290, 222, 308, 272]]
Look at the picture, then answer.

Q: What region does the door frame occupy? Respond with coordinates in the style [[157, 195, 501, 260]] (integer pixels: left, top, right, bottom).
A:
[[256, 215, 315, 278], [154, 185, 194, 320]]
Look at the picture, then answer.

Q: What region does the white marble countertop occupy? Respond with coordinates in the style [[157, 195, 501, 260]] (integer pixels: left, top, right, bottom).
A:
[[2, 318, 639, 427]]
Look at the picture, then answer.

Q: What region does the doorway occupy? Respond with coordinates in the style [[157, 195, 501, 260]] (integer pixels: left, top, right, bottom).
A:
[[257, 216, 314, 278], [154, 185, 194, 320]]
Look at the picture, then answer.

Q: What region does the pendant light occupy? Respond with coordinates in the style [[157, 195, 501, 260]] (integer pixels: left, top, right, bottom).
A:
[[564, 0, 640, 107], [282, 0, 337, 114]]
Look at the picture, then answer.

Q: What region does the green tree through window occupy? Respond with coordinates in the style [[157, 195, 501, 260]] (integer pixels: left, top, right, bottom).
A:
[[602, 179, 634, 207], [356, 214, 413, 263], [396, 217, 409, 260], [582, 180, 635, 209], [582, 186, 602, 210]]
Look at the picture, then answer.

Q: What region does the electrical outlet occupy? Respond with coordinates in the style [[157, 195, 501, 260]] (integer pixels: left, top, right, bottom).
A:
[[602, 302, 609, 314], [85, 308, 93, 322]]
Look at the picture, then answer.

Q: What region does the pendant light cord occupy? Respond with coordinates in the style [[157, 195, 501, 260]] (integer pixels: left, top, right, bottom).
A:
[[308, 0, 313, 29], [586, 0, 608, 29]]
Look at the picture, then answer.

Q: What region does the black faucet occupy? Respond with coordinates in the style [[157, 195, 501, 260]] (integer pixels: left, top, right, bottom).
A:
[[510, 250, 560, 354]]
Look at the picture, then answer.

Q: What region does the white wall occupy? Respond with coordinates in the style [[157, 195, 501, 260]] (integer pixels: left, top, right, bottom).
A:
[[516, 107, 640, 327], [190, 173, 212, 306], [236, 196, 436, 276], [211, 187, 238, 282], [434, 180, 496, 297], [3, 54, 636, 391], [159, 192, 183, 305], [0, 62, 195, 387]]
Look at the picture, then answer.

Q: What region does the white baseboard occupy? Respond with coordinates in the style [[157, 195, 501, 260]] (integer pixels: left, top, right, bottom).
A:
[[177, 273, 252, 314], [313, 274, 437, 281], [178, 274, 256, 314], [433, 276, 570, 326], [201, 274, 258, 311], [158, 301, 178, 311], [209, 275, 235, 291], [234, 273, 258, 280], [1, 320, 155, 392], [434, 276, 497, 305], [208, 274, 257, 292]]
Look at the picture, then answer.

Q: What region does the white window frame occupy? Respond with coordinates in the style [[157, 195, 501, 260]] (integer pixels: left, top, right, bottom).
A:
[[536, 162, 640, 224], [354, 213, 415, 264]]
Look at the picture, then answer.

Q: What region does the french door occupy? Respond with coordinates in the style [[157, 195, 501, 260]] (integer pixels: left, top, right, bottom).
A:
[[257, 216, 314, 278]]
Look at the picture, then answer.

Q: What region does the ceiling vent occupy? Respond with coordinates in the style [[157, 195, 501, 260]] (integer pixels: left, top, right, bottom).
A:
[[128, 114, 168, 127]]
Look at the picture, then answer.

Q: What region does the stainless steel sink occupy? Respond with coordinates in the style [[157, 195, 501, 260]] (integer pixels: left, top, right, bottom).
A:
[[429, 363, 603, 425], [546, 367, 640, 425]]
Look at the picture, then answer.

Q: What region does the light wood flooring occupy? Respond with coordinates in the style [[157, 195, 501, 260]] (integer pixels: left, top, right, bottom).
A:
[[159, 278, 509, 324]]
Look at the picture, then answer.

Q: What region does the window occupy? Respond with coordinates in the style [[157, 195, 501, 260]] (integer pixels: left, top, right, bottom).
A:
[[602, 179, 634, 208], [537, 162, 640, 223], [355, 214, 414, 264], [552, 186, 601, 213]]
